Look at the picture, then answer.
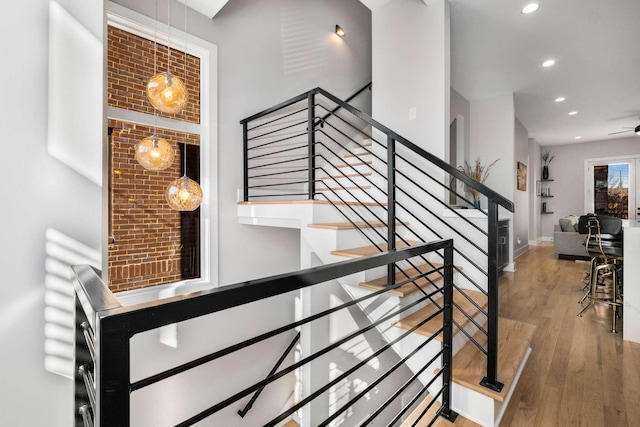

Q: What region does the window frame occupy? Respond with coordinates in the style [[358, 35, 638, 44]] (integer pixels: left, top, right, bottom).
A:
[[105, 2, 218, 302]]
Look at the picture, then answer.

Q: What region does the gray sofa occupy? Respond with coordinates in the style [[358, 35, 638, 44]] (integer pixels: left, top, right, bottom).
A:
[[553, 215, 589, 260]]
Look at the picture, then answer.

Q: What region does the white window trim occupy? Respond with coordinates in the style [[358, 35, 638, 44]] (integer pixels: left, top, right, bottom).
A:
[[106, 2, 218, 306]]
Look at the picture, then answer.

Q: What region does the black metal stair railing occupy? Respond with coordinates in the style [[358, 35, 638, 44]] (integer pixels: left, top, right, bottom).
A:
[[73, 241, 457, 426], [240, 87, 515, 392]]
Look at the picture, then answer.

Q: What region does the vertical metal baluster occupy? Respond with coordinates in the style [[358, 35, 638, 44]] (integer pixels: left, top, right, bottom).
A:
[[307, 91, 316, 200], [440, 241, 458, 422], [387, 136, 396, 287], [480, 199, 504, 392], [243, 122, 248, 201]]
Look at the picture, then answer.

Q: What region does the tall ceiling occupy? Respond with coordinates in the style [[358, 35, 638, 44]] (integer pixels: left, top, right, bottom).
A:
[[186, 0, 640, 146], [450, 0, 640, 146]]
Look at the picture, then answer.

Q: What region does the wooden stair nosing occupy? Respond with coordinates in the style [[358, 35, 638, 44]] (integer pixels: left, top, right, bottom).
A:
[[394, 289, 488, 338], [343, 144, 373, 158], [330, 240, 419, 258], [308, 221, 406, 230], [447, 317, 536, 402], [359, 263, 444, 297], [336, 161, 373, 168], [320, 171, 373, 180], [315, 185, 372, 192], [237, 199, 384, 207], [401, 394, 481, 427]]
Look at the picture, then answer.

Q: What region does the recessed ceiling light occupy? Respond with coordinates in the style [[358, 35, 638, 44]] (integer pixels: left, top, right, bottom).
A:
[[542, 59, 556, 67], [555, 97, 566, 102], [522, 3, 540, 14], [568, 111, 578, 116], [575, 136, 582, 140]]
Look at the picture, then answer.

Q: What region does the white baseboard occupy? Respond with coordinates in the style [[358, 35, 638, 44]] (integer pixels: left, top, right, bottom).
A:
[[540, 236, 553, 242], [503, 262, 516, 272]]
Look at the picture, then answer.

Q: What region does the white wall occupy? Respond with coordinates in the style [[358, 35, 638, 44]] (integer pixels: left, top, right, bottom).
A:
[[371, 0, 449, 157], [540, 136, 640, 238], [0, 0, 372, 425], [513, 117, 529, 256], [0, 0, 103, 425]]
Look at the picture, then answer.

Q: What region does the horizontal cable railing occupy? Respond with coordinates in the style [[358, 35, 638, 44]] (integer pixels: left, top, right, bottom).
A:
[[240, 87, 514, 392], [73, 241, 457, 426]]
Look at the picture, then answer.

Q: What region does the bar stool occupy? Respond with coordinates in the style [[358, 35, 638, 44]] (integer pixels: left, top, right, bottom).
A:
[[577, 215, 623, 332]]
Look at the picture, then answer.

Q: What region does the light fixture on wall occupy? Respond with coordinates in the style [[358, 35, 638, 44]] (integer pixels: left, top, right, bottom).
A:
[[135, 134, 174, 170], [146, 0, 188, 114], [335, 25, 345, 37], [166, 0, 202, 212]]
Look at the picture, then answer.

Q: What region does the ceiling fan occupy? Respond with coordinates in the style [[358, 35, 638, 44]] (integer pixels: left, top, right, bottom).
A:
[[608, 124, 640, 136]]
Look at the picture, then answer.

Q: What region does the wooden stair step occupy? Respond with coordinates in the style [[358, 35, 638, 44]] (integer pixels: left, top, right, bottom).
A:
[[359, 263, 444, 297], [343, 143, 373, 158], [330, 241, 418, 258], [308, 221, 406, 230], [316, 185, 371, 192], [282, 420, 300, 427], [237, 199, 385, 207], [321, 171, 372, 180], [394, 289, 487, 338], [448, 317, 536, 402], [336, 161, 372, 168], [402, 394, 480, 427]]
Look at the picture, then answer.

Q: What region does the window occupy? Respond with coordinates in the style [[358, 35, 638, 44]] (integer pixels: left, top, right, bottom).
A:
[[593, 163, 629, 219], [106, 4, 217, 293]]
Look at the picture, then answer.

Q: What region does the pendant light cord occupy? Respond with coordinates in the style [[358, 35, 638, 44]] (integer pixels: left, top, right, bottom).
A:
[[167, 0, 171, 74], [183, 0, 188, 178]]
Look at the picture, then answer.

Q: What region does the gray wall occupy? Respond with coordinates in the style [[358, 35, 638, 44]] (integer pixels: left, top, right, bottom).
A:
[[513, 117, 529, 256], [541, 136, 640, 238], [450, 87, 471, 165], [0, 0, 372, 425]]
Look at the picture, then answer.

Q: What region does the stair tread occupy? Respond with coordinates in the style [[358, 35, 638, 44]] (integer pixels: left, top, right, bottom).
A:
[[359, 263, 444, 297], [330, 241, 419, 258], [449, 317, 536, 402], [308, 221, 405, 230], [343, 144, 373, 158], [321, 171, 373, 179], [402, 394, 480, 427], [237, 199, 385, 207], [395, 289, 487, 337], [316, 185, 372, 192], [336, 161, 372, 168], [282, 420, 300, 427]]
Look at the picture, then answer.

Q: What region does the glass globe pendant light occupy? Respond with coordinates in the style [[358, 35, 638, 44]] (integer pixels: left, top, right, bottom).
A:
[[146, 71, 187, 114], [146, 0, 188, 114], [135, 134, 174, 171], [165, 173, 202, 211]]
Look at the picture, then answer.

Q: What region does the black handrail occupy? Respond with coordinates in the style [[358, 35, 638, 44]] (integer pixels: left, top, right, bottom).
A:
[[73, 240, 457, 426], [316, 81, 372, 128], [240, 87, 515, 393]]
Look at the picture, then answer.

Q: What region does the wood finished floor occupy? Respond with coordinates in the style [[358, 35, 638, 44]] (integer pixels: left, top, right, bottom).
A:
[[499, 245, 640, 426]]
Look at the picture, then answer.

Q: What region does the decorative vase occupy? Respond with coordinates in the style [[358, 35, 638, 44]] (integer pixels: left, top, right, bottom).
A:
[[542, 165, 549, 180]]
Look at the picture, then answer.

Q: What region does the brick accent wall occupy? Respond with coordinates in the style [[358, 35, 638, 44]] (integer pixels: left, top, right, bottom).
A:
[[108, 120, 200, 292], [107, 25, 201, 293], [107, 26, 200, 124]]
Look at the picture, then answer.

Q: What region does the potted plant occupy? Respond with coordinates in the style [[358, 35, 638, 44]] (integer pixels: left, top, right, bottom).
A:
[[541, 149, 555, 180], [458, 157, 499, 208]]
